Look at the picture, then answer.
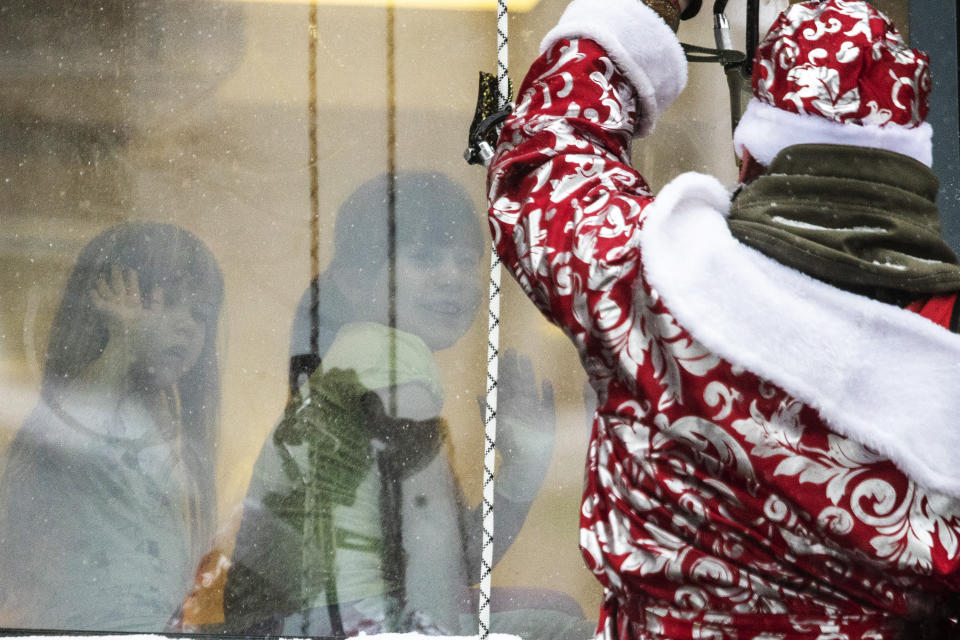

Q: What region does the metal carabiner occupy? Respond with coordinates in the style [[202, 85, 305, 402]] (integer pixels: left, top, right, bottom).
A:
[[702, 0, 760, 72], [681, 0, 760, 134]]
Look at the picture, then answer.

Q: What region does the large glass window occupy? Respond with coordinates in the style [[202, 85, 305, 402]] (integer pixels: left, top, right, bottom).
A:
[[0, 0, 956, 637]]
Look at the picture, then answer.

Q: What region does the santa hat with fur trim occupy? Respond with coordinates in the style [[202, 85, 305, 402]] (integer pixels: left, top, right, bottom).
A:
[[733, 0, 933, 167]]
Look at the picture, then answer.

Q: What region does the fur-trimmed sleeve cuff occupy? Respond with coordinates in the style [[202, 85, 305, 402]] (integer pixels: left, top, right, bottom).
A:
[[540, 0, 688, 137]]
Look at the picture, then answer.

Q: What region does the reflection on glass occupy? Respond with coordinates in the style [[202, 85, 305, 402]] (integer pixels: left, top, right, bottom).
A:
[[208, 172, 578, 637], [0, 223, 223, 631]]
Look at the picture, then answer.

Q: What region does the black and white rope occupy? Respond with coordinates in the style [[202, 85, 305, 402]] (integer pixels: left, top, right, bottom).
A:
[[479, 1, 508, 638], [479, 244, 501, 640], [495, 0, 509, 111]]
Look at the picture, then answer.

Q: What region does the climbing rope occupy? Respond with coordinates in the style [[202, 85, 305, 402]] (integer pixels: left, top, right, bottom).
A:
[[307, 0, 321, 368], [478, 1, 509, 638], [479, 252, 500, 640]]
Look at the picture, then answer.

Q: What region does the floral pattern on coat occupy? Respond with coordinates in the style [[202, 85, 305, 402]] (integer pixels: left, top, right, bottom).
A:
[[488, 37, 960, 640], [753, 0, 930, 127]]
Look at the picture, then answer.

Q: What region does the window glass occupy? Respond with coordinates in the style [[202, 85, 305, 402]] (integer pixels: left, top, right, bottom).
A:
[[0, 0, 955, 638], [908, 0, 960, 250]]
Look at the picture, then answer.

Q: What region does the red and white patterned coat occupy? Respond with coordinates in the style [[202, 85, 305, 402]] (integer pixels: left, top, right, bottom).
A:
[[486, 1, 960, 638]]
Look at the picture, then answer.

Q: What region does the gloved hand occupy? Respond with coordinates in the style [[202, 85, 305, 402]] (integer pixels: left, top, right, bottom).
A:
[[643, 0, 696, 32]]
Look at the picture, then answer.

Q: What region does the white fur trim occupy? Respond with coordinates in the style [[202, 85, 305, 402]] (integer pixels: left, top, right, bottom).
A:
[[640, 172, 960, 496], [734, 98, 934, 167], [541, 0, 688, 137]]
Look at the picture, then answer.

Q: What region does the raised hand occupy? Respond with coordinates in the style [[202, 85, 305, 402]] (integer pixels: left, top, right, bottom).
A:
[[463, 350, 557, 573], [491, 349, 556, 503], [498, 349, 555, 438], [90, 265, 163, 346]]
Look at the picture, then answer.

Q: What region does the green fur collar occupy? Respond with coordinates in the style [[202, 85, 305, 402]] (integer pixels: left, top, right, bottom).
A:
[[728, 144, 960, 303]]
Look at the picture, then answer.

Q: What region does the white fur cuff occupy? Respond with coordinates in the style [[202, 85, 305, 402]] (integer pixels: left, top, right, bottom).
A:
[[540, 0, 688, 137], [734, 98, 934, 167]]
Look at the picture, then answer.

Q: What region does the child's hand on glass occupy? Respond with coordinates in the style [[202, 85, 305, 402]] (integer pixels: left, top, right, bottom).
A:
[[492, 349, 556, 503], [90, 265, 164, 350]]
